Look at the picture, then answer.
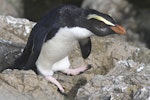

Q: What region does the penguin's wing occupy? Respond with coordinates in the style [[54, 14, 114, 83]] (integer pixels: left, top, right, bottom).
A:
[[22, 26, 58, 70], [12, 25, 42, 70], [78, 37, 91, 59]]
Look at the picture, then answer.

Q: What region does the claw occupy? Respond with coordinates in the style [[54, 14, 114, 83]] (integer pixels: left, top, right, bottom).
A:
[[46, 76, 65, 93], [87, 64, 92, 69], [57, 88, 67, 96]]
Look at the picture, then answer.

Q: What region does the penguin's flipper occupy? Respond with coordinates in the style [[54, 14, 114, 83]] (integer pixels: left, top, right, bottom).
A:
[[22, 27, 51, 70], [78, 37, 91, 59], [12, 27, 35, 70]]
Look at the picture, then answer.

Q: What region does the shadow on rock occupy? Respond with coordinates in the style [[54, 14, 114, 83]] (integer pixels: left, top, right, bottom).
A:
[[66, 78, 87, 100]]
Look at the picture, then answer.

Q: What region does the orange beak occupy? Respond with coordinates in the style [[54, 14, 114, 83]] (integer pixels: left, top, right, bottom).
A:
[[111, 25, 126, 34]]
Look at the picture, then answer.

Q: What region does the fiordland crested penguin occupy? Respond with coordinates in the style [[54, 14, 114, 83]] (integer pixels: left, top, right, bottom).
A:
[[12, 5, 126, 93]]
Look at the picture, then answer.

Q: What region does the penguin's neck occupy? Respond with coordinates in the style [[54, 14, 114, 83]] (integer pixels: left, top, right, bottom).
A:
[[69, 27, 93, 40], [56, 26, 93, 42]]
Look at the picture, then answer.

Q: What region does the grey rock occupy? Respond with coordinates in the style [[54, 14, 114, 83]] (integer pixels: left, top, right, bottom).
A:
[[0, 0, 23, 17], [0, 15, 94, 100], [0, 15, 35, 70], [0, 70, 64, 100], [82, 0, 133, 21], [0, 15, 35, 42], [0, 16, 150, 100], [76, 60, 150, 100]]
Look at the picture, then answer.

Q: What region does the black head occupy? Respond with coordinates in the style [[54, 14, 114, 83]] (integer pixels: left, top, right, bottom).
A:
[[82, 9, 126, 36]]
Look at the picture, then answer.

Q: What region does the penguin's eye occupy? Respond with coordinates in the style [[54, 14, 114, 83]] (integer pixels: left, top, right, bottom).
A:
[[100, 21, 107, 27]]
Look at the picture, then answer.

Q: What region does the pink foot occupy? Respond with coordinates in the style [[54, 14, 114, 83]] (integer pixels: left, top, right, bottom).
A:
[[62, 64, 92, 76], [46, 76, 64, 93]]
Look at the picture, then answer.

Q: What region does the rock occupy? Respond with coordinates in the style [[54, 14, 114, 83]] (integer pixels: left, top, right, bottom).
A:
[[0, 0, 23, 17], [0, 15, 35, 42], [0, 15, 35, 70], [82, 0, 133, 21], [136, 10, 150, 48], [0, 70, 64, 100], [76, 60, 150, 100], [0, 16, 150, 100], [70, 36, 142, 75], [127, 0, 150, 8]]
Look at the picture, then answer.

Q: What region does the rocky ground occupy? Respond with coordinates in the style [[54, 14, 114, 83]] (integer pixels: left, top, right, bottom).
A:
[[0, 15, 150, 100], [0, 0, 150, 100]]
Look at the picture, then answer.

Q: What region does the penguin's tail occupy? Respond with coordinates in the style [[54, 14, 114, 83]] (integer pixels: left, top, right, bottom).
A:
[[4, 56, 38, 74], [12, 57, 27, 69]]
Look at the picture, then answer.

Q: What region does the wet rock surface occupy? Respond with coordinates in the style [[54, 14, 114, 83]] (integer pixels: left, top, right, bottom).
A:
[[0, 15, 150, 99]]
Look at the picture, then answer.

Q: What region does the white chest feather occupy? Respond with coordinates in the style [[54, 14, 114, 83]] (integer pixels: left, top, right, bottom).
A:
[[36, 27, 92, 76]]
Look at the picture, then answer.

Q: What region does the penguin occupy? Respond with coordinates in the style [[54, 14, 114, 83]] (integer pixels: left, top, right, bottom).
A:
[[12, 5, 126, 93]]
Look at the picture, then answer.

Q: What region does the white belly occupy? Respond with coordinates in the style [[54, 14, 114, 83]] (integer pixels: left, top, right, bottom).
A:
[[35, 27, 92, 76], [36, 27, 77, 76], [36, 39, 77, 75]]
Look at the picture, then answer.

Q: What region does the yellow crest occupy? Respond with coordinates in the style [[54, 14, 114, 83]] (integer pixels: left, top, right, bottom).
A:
[[87, 14, 115, 26]]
